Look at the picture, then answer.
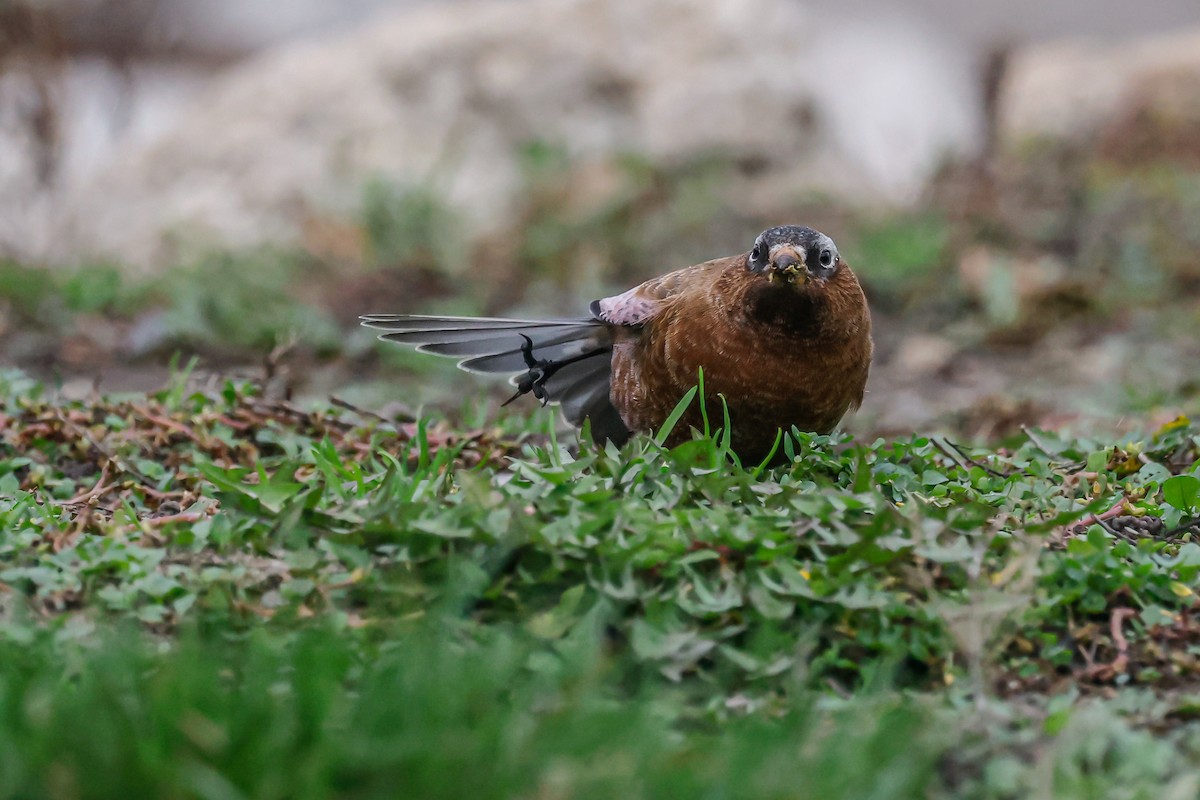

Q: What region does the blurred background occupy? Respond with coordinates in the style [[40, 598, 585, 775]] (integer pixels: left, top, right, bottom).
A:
[[2, 0, 1199, 439]]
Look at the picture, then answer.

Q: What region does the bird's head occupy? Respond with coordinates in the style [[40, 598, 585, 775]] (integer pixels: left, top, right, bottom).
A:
[[746, 225, 841, 289]]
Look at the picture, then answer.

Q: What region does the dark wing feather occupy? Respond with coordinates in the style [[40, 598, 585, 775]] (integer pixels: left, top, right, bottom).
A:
[[361, 313, 630, 444], [363, 315, 592, 365]]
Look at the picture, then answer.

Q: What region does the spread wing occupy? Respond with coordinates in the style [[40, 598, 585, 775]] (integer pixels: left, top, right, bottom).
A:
[[364, 257, 736, 445], [360, 314, 630, 444]]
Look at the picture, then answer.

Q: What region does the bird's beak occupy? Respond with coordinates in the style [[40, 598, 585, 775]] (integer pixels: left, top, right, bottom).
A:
[[768, 246, 808, 285]]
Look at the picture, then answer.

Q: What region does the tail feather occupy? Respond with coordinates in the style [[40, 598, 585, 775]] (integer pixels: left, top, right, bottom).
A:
[[376, 324, 591, 348], [361, 314, 631, 445], [361, 314, 570, 329], [439, 329, 596, 371]]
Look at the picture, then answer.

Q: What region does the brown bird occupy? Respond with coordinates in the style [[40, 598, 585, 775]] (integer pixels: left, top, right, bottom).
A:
[[362, 225, 872, 463]]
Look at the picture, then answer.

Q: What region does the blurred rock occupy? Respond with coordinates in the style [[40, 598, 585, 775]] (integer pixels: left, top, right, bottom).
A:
[[998, 27, 1200, 149], [48, 0, 980, 273], [1, 59, 213, 264], [1094, 67, 1200, 168], [157, 0, 431, 52]]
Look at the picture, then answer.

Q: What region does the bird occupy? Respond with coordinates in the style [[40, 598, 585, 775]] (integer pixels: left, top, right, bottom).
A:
[[362, 225, 873, 464]]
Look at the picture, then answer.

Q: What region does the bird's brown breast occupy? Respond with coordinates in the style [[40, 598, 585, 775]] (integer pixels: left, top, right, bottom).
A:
[[609, 258, 872, 462]]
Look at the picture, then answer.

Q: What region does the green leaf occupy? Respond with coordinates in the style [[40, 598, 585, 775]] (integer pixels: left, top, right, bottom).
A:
[[527, 585, 587, 640], [921, 470, 949, 486], [654, 385, 698, 446], [748, 582, 794, 620], [1085, 448, 1112, 474], [1163, 475, 1200, 512]]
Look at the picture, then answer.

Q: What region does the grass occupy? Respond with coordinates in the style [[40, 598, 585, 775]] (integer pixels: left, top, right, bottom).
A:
[[2, 367, 1200, 796], [3, 105, 1200, 799]]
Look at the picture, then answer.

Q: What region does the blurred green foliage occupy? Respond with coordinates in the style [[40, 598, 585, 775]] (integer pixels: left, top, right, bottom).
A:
[[0, 260, 141, 323], [0, 249, 343, 358], [362, 177, 466, 273], [0, 620, 948, 800], [845, 211, 955, 309], [1081, 166, 1200, 303], [161, 249, 343, 355], [511, 142, 748, 300], [4, 138, 1200, 367]]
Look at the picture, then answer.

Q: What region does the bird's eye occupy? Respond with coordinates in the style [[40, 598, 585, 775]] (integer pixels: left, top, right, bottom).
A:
[[750, 245, 763, 263], [819, 248, 835, 268]]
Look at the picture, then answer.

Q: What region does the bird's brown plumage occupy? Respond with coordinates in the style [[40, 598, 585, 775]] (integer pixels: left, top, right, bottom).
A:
[[604, 253, 871, 463], [362, 225, 873, 464]]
